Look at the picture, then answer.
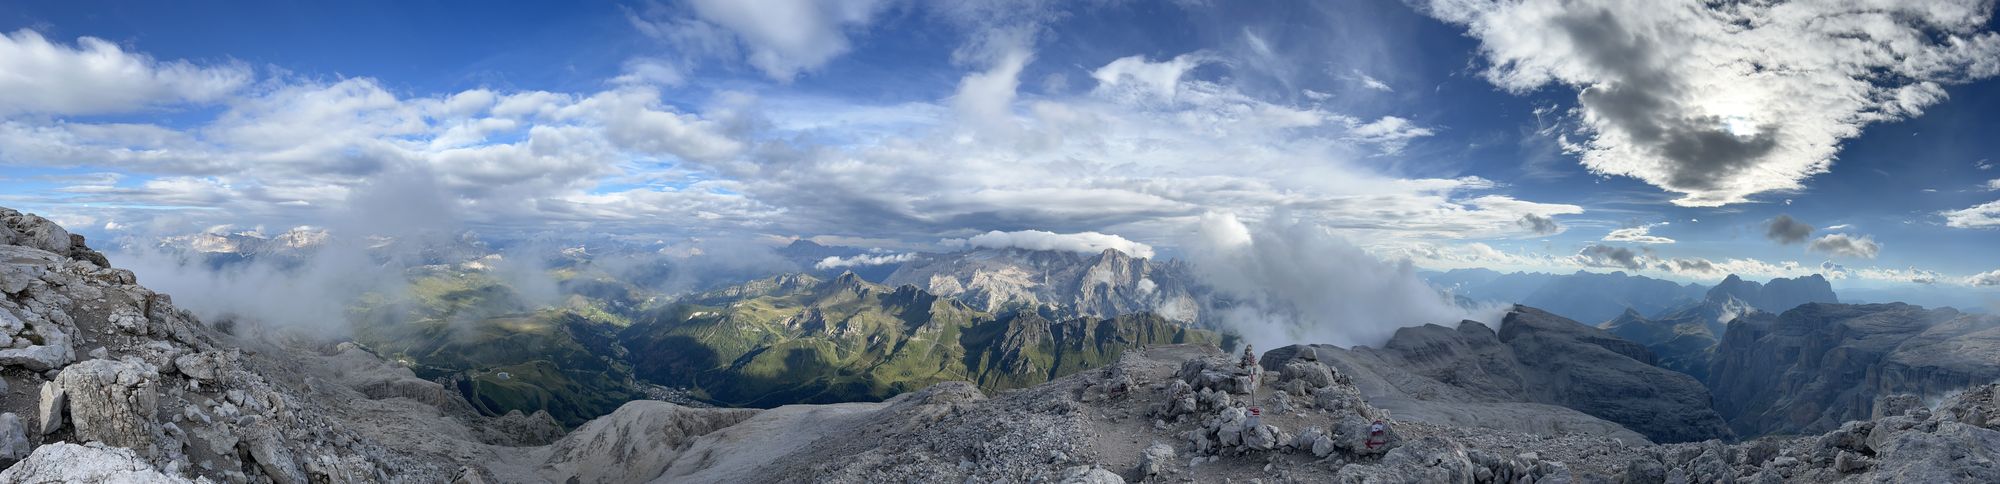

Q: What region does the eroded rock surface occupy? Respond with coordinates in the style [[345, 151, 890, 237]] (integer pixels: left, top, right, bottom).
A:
[[1710, 302, 2000, 436], [1268, 306, 1728, 444]]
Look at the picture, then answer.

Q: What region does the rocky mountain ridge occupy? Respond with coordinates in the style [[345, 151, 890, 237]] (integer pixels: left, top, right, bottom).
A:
[[619, 271, 1217, 408], [4, 207, 1997, 483], [883, 247, 1204, 324], [1709, 302, 2000, 437], [1270, 306, 1732, 444]]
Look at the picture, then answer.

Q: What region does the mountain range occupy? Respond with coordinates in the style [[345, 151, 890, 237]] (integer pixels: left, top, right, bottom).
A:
[[1427, 269, 1708, 324], [3, 207, 1999, 482], [620, 272, 1215, 408], [882, 246, 1205, 323]]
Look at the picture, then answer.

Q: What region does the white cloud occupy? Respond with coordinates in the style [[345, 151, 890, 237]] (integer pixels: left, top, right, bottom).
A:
[[1184, 213, 1503, 350], [952, 48, 1032, 137], [1352, 70, 1393, 92], [1986, 179, 2000, 191], [1602, 222, 1674, 244], [1807, 233, 1880, 259], [1343, 116, 1435, 154], [815, 252, 917, 270], [0, 30, 251, 115], [675, 0, 892, 80], [611, 57, 686, 86], [0, 31, 1584, 260], [1967, 269, 2000, 286], [1943, 200, 2000, 228], [949, 230, 1156, 259], [1091, 53, 1207, 101], [1823, 223, 1854, 231], [1849, 267, 1944, 285], [1423, 0, 2000, 206]]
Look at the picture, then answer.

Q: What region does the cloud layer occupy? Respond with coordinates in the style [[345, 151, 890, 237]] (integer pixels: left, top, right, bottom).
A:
[[952, 230, 1156, 259], [1185, 213, 1504, 350], [1, 24, 1579, 257]]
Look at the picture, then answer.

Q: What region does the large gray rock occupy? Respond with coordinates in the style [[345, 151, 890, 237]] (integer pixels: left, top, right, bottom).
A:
[[53, 358, 161, 456], [35, 382, 63, 435], [0, 210, 70, 256], [0, 413, 28, 466], [0, 442, 192, 483]]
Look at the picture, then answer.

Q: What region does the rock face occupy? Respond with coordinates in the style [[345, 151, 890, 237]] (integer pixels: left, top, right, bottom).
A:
[[1708, 302, 2000, 437], [883, 247, 1204, 323], [0, 207, 463, 482], [1707, 273, 1839, 314], [506, 343, 2000, 484], [1601, 273, 1841, 384], [1273, 306, 1731, 444]]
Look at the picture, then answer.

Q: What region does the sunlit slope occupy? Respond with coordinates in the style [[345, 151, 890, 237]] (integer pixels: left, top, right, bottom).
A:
[[622, 272, 1217, 407], [348, 267, 645, 426]]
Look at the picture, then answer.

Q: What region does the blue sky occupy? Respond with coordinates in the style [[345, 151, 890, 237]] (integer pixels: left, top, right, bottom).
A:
[[2, 0, 1999, 296]]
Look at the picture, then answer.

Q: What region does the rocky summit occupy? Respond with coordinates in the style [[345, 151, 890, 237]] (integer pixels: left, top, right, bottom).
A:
[[1269, 306, 1731, 445], [883, 247, 1204, 324], [4, 207, 2000, 483]]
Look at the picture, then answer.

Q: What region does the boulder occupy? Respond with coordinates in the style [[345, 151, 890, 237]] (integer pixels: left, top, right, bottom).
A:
[[35, 382, 63, 435], [239, 416, 307, 484], [53, 358, 161, 455], [0, 442, 192, 483], [0, 413, 28, 466], [0, 303, 74, 371], [1138, 442, 1175, 476], [0, 211, 70, 256], [173, 352, 222, 381], [1057, 465, 1125, 484]]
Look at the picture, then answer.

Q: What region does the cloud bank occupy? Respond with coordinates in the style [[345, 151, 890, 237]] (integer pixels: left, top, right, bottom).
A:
[[950, 230, 1156, 259], [1184, 213, 1504, 351], [815, 252, 917, 270]]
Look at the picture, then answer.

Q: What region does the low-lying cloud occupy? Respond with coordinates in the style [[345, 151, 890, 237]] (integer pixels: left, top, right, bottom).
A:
[[815, 252, 916, 270], [949, 229, 1156, 259], [1183, 213, 1504, 351]]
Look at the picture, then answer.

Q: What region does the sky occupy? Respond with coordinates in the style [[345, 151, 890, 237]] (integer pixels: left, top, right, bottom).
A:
[[3, 0, 2000, 297]]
